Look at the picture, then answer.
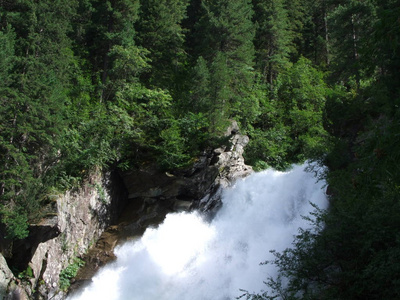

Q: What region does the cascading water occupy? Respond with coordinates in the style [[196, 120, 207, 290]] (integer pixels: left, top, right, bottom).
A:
[[68, 164, 328, 300]]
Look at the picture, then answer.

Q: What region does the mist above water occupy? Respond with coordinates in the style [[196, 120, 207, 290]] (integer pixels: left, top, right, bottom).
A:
[[68, 164, 328, 300]]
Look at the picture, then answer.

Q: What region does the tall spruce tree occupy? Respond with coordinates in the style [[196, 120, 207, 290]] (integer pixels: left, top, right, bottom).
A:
[[135, 0, 189, 90], [191, 0, 259, 130], [252, 0, 294, 86], [298, 0, 332, 66], [328, 0, 377, 86], [283, 0, 306, 54], [79, 0, 141, 101], [372, 0, 400, 103], [188, 56, 211, 114]]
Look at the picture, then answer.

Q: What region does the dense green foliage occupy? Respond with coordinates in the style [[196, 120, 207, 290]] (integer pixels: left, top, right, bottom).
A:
[[59, 257, 85, 291], [0, 1, 399, 298], [239, 0, 400, 299]]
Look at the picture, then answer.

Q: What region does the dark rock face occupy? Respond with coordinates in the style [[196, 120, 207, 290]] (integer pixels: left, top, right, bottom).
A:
[[121, 121, 253, 214], [8, 217, 61, 273], [194, 130, 253, 214]]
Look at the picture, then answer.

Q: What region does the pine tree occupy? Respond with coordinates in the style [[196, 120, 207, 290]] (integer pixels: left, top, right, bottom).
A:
[[79, 0, 141, 101], [369, 0, 399, 101], [182, 0, 203, 62], [0, 24, 32, 239], [208, 51, 231, 132], [328, 0, 377, 86], [135, 0, 189, 89], [188, 56, 211, 114], [191, 0, 259, 129], [283, 0, 306, 53], [252, 0, 293, 86], [298, 0, 331, 66]]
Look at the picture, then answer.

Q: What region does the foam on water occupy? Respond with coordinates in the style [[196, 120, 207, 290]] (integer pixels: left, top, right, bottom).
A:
[[68, 164, 328, 300]]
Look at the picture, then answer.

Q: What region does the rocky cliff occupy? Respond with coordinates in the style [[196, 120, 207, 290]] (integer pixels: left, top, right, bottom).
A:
[[0, 170, 128, 299], [0, 121, 252, 299], [120, 121, 252, 214], [68, 121, 253, 296]]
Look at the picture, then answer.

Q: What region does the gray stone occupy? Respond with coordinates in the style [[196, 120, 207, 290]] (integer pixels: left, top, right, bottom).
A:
[[5, 285, 30, 300], [0, 254, 13, 299], [4, 169, 128, 299]]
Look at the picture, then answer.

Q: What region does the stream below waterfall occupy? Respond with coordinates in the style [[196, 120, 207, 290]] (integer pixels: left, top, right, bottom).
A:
[[68, 164, 328, 300]]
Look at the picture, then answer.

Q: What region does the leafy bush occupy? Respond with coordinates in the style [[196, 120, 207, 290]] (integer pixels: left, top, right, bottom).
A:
[[59, 257, 85, 291]]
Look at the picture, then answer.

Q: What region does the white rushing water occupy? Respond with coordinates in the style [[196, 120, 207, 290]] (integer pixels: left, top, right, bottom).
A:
[[69, 164, 328, 300]]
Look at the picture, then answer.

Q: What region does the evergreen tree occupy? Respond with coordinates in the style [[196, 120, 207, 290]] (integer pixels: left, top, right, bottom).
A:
[[188, 56, 211, 114], [0, 24, 32, 239], [283, 0, 306, 55], [371, 0, 400, 102], [80, 0, 140, 101], [208, 51, 231, 132], [243, 1, 400, 298], [328, 0, 377, 86], [191, 0, 259, 130], [182, 0, 203, 61], [299, 0, 332, 66], [0, 0, 79, 238], [135, 0, 189, 90], [252, 0, 293, 86]]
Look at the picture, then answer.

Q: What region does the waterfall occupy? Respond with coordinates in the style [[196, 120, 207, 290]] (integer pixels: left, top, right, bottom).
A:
[[68, 164, 328, 300]]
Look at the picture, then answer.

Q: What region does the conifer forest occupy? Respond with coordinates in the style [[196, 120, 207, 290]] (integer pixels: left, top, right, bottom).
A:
[[1, 0, 399, 298]]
